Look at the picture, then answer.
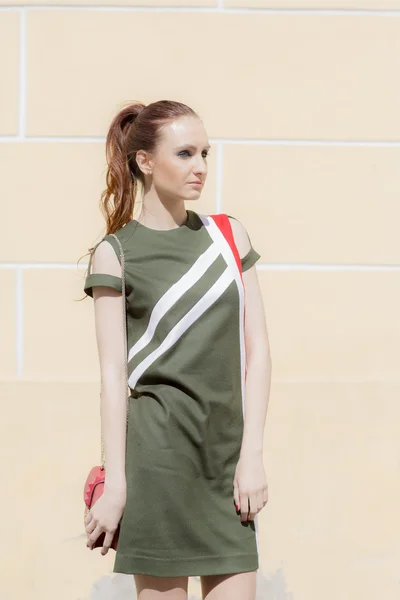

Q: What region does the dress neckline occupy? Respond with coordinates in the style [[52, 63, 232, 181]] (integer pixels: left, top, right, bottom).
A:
[[129, 210, 201, 234]]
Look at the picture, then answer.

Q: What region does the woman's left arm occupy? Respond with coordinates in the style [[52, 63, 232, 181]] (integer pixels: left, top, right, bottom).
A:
[[229, 217, 272, 523]]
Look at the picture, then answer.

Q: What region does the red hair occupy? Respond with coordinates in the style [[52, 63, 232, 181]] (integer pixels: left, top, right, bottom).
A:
[[101, 99, 197, 234]]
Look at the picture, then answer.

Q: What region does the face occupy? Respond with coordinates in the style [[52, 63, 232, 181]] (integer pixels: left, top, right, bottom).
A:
[[137, 115, 210, 202]]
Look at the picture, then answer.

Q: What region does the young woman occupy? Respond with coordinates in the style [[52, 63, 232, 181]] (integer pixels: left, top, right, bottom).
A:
[[83, 100, 272, 600]]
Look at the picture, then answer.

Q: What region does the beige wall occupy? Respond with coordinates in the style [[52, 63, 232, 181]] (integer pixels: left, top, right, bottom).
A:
[[1, 2, 399, 600]]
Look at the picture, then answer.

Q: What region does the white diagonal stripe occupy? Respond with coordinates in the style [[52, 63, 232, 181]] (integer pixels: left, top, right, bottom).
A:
[[199, 216, 242, 289], [128, 267, 234, 390], [128, 242, 221, 362], [199, 216, 246, 415]]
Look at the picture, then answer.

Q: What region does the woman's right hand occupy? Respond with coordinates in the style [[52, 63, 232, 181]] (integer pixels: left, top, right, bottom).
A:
[[84, 487, 126, 555]]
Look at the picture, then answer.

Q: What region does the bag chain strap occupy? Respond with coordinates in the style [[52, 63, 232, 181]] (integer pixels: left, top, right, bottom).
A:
[[100, 234, 129, 470]]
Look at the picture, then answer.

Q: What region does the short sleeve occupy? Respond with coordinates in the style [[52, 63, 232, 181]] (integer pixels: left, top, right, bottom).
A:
[[83, 237, 123, 298], [226, 214, 261, 272], [84, 273, 122, 298], [240, 246, 261, 272]]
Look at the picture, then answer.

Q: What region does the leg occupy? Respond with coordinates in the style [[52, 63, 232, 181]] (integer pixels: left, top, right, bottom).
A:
[[200, 571, 257, 600], [134, 574, 189, 600]]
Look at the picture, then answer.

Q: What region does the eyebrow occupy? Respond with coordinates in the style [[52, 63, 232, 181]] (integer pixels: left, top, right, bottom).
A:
[[174, 144, 211, 151]]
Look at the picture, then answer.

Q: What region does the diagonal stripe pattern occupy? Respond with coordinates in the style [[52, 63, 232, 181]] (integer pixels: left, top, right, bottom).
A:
[[128, 267, 234, 390], [128, 242, 221, 363], [127, 215, 246, 394]]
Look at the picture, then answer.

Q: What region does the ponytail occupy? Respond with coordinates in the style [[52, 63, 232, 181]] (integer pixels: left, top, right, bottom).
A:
[[100, 102, 146, 235]]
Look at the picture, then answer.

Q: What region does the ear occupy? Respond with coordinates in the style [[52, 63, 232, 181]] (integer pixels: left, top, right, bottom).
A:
[[136, 149, 154, 176]]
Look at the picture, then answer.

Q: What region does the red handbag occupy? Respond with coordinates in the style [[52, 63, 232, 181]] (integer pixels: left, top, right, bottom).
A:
[[83, 233, 128, 551], [83, 466, 120, 550]]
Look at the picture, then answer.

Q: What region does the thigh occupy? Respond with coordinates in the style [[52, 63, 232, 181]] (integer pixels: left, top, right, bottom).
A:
[[134, 574, 189, 600], [200, 571, 257, 600]]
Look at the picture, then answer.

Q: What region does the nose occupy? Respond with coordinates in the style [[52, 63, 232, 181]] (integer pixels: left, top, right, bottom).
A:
[[193, 155, 207, 176]]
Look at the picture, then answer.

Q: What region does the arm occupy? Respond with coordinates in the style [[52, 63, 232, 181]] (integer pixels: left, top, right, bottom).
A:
[[229, 217, 272, 454], [90, 240, 127, 493], [83, 239, 128, 554], [229, 217, 272, 521], [241, 264, 272, 457]]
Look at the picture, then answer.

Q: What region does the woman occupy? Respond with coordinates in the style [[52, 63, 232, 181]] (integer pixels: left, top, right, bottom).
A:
[[83, 100, 272, 600]]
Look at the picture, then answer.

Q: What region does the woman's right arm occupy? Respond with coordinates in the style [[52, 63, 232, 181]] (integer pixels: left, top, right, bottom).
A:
[[84, 239, 127, 553], [92, 239, 127, 490]]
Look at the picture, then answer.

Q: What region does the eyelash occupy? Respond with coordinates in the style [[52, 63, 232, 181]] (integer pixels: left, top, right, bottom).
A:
[[179, 150, 209, 158]]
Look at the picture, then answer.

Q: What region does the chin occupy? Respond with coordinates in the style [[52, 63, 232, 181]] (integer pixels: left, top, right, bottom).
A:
[[186, 189, 202, 199]]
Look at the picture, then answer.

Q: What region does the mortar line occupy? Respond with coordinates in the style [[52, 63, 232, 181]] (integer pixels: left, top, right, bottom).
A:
[[0, 7, 397, 16], [15, 268, 24, 378], [18, 8, 27, 139], [216, 143, 223, 213], [3, 136, 400, 147], [0, 262, 399, 271]]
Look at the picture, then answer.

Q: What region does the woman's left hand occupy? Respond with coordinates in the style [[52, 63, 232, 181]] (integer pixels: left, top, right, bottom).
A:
[[233, 452, 268, 522]]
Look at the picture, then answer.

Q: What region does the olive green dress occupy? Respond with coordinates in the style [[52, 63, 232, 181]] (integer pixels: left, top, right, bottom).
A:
[[84, 210, 261, 577]]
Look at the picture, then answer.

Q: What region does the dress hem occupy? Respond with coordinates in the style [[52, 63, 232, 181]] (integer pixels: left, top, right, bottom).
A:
[[113, 552, 259, 577]]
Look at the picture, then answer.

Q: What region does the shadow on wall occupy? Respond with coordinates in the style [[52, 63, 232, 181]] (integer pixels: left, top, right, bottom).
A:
[[86, 568, 293, 600]]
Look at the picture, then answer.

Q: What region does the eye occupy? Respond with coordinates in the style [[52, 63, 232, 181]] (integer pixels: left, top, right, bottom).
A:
[[178, 150, 210, 158]]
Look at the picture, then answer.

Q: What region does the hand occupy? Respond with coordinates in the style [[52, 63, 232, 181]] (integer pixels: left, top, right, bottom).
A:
[[233, 452, 268, 522], [84, 487, 126, 555]]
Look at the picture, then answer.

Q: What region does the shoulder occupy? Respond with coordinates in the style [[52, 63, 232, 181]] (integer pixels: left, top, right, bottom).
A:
[[204, 212, 251, 259], [226, 215, 251, 258], [90, 236, 121, 274]]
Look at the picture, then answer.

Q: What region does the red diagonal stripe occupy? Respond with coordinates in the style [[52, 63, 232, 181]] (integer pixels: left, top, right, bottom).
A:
[[209, 214, 243, 281]]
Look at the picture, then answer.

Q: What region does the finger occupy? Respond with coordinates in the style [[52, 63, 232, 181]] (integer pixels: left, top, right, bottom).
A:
[[85, 519, 97, 535], [239, 493, 249, 522], [233, 482, 240, 512], [256, 491, 264, 514], [248, 494, 257, 521], [84, 510, 94, 526], [87, 524, 102, 548], [263, 485, 269, 505], [101, 532, 115, 556]]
